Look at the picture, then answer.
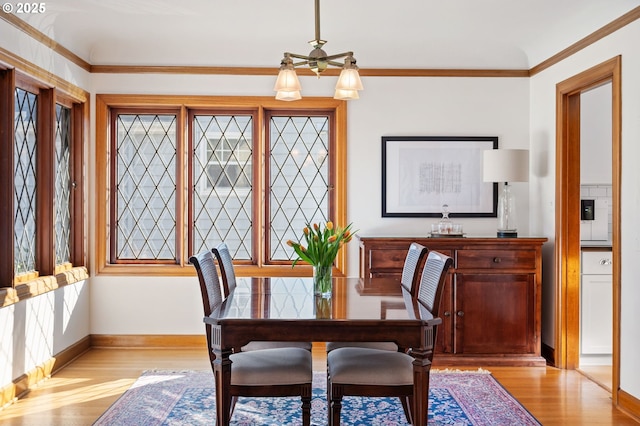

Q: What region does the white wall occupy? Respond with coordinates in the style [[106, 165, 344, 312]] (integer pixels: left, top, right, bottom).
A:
[[530, 20, 640, 397], [0, 281, 90, 385], [89, 73, 530, 334], [581, 82, 613, 185]]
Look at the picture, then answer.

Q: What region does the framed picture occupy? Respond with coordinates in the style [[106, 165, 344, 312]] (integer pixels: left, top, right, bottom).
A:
[[382, 136, 498, 217]]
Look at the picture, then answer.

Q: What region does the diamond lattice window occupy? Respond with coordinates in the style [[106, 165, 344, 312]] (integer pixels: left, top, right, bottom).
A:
[[14, 88, 38, 275], [100, 97, 343, 272], [114, 114, 177, 261], [192, 115, 253, 259], [269, 116, 330, 261], [54, 104, 72, 266]]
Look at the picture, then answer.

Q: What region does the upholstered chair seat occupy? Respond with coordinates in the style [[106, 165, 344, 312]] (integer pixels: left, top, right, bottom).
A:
[[327, 347, 414, 386], [230, 347, 312, 386]]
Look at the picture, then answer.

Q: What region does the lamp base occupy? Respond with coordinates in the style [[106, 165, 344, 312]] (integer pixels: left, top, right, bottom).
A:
[[497, 230, 518, 238]]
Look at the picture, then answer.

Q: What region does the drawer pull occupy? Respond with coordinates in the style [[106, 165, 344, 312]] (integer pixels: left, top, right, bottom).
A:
[[493, 257, 501, 263], [444, 311, 451, 317], [600, 259, 612, 266], [456, 311, 464, 317]]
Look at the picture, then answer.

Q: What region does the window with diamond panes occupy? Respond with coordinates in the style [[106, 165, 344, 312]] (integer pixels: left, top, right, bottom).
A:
[[192, 114, 254, 259], [97, 95, 345, 274], [14, 88, 38, 276], [113, 114, 178, 262], [269, 115, 331, 261], [54, 104, 72, 266]]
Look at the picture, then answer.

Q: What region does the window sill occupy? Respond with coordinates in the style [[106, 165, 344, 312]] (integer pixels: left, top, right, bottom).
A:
[[0, 266, 89, 308], [95, 263, 346, 278]]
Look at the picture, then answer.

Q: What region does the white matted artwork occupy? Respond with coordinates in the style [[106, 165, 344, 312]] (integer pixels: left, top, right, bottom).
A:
[[382, 136, 498, 217]]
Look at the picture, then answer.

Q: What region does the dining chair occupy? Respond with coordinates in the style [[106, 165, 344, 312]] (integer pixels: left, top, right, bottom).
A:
[[325, 242, 429, 353], [190, 250, 312, 426], [211, 242, 313, 352], [326, 250, 453, 426]]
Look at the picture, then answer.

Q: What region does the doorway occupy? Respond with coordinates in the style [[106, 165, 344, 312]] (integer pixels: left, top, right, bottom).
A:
[[555, 56, 621, 402]]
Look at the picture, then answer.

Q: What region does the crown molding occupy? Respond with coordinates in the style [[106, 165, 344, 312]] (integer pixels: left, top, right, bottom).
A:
[[530, 6, 640, 76], [2, 6, 640, 78]]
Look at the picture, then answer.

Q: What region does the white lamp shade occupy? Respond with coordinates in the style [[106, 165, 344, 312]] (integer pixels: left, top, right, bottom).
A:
[[483, 149, 529, 183], [275, 90, 302, 101], [333, 88, 359, 100], [274, 68, 301, 92], [335, 68, 363, 91]]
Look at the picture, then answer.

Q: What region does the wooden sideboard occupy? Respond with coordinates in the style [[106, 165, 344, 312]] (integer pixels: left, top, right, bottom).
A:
[[359, 236, 548, 366]]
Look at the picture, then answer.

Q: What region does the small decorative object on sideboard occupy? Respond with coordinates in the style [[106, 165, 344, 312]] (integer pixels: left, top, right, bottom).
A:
[[430, 204, 464, 237]]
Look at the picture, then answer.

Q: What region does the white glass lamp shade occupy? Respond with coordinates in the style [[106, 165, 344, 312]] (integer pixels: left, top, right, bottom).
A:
[[335, 67, 363, 91], [482, 149, 529, 238], [276, 90, 302, 101], [333, 88, 359, 100], [274, 68, 301, 92]]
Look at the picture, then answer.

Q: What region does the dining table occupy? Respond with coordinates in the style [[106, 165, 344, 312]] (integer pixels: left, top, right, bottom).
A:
[[203, 275, 441, 426]]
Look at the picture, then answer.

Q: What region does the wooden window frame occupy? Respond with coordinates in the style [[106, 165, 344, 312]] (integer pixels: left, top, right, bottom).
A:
[[95, 95, 348, 277], [0, 69, 87, 291]]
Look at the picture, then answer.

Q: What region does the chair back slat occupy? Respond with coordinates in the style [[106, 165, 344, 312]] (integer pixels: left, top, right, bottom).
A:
[[190, 251, 224, 317], [212, 243, 237, 297], [400, 242, 429, 296], [417, 250, 453, 315]]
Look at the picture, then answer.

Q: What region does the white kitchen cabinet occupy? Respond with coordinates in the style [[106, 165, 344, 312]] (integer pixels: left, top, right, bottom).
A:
[[580, 250, 613, 356]]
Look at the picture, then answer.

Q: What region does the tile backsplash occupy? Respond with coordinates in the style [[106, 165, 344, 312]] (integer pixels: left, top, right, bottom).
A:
[[580, 184, 612, 241]]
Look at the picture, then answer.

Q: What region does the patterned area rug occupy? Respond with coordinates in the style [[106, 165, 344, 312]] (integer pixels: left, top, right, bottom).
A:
[[94, 369, 540, 426]]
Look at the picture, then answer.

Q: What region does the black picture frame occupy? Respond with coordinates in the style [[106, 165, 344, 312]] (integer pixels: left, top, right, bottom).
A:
[[381, 136, 498, 218]]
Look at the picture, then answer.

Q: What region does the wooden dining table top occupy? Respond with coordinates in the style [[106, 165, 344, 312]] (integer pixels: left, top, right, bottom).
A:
[[204, 276, 439, 349]]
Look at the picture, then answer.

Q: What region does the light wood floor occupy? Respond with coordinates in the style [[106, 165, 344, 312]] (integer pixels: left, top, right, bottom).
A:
[[0, 347, 637, 425]]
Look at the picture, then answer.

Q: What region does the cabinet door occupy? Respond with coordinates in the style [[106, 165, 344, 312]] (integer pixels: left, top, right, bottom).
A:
[[581, 274, 613, 354], [454, 273, 536, 354]]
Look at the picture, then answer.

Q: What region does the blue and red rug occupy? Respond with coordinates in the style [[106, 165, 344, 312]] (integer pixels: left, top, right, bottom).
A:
[[94, 369, 540, 425]]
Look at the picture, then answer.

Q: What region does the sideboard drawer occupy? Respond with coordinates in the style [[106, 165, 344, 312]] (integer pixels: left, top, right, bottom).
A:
[[369, 248, 408, 272], [456, 249, 536, 270]]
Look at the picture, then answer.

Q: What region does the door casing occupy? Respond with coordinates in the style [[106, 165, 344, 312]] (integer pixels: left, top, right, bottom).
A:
[[554, 56, 621, 402]]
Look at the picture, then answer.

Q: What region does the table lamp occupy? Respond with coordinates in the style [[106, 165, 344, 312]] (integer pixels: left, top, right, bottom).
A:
[[482, 149, 529, 238]]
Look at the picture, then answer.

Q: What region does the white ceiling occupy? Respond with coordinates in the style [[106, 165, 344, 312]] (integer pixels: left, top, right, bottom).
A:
[[15, 0, 640, 70]]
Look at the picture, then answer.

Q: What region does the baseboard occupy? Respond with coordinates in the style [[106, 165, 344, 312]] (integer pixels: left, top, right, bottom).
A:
[[541, 342, 555, 366], [90, 334, 206, 348], [618, 389, 640, 422], [0, 335, 90, 409]]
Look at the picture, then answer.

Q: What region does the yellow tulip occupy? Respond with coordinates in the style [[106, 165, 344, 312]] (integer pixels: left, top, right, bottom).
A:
[[326, 221, 334, 230]]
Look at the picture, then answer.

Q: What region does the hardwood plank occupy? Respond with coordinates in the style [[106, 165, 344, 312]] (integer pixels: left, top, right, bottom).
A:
[[0, 348, 637, 425]]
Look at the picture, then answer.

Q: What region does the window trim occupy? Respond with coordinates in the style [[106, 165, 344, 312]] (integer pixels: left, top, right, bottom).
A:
[[109, 107, 185, 265], [264, 109, 338, 266], [95, 95, 348, 277]]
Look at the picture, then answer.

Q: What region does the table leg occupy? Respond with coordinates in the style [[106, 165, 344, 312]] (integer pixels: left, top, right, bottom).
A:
[[411, 348, 432, 426], [215, 348, 233, 426]]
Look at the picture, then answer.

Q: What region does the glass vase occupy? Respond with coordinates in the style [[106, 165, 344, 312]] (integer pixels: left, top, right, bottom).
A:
[[313, 264, 333, 298]]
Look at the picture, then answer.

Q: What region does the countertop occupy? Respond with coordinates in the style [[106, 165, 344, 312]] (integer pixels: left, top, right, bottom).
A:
[[580, 240, 612, 249]]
